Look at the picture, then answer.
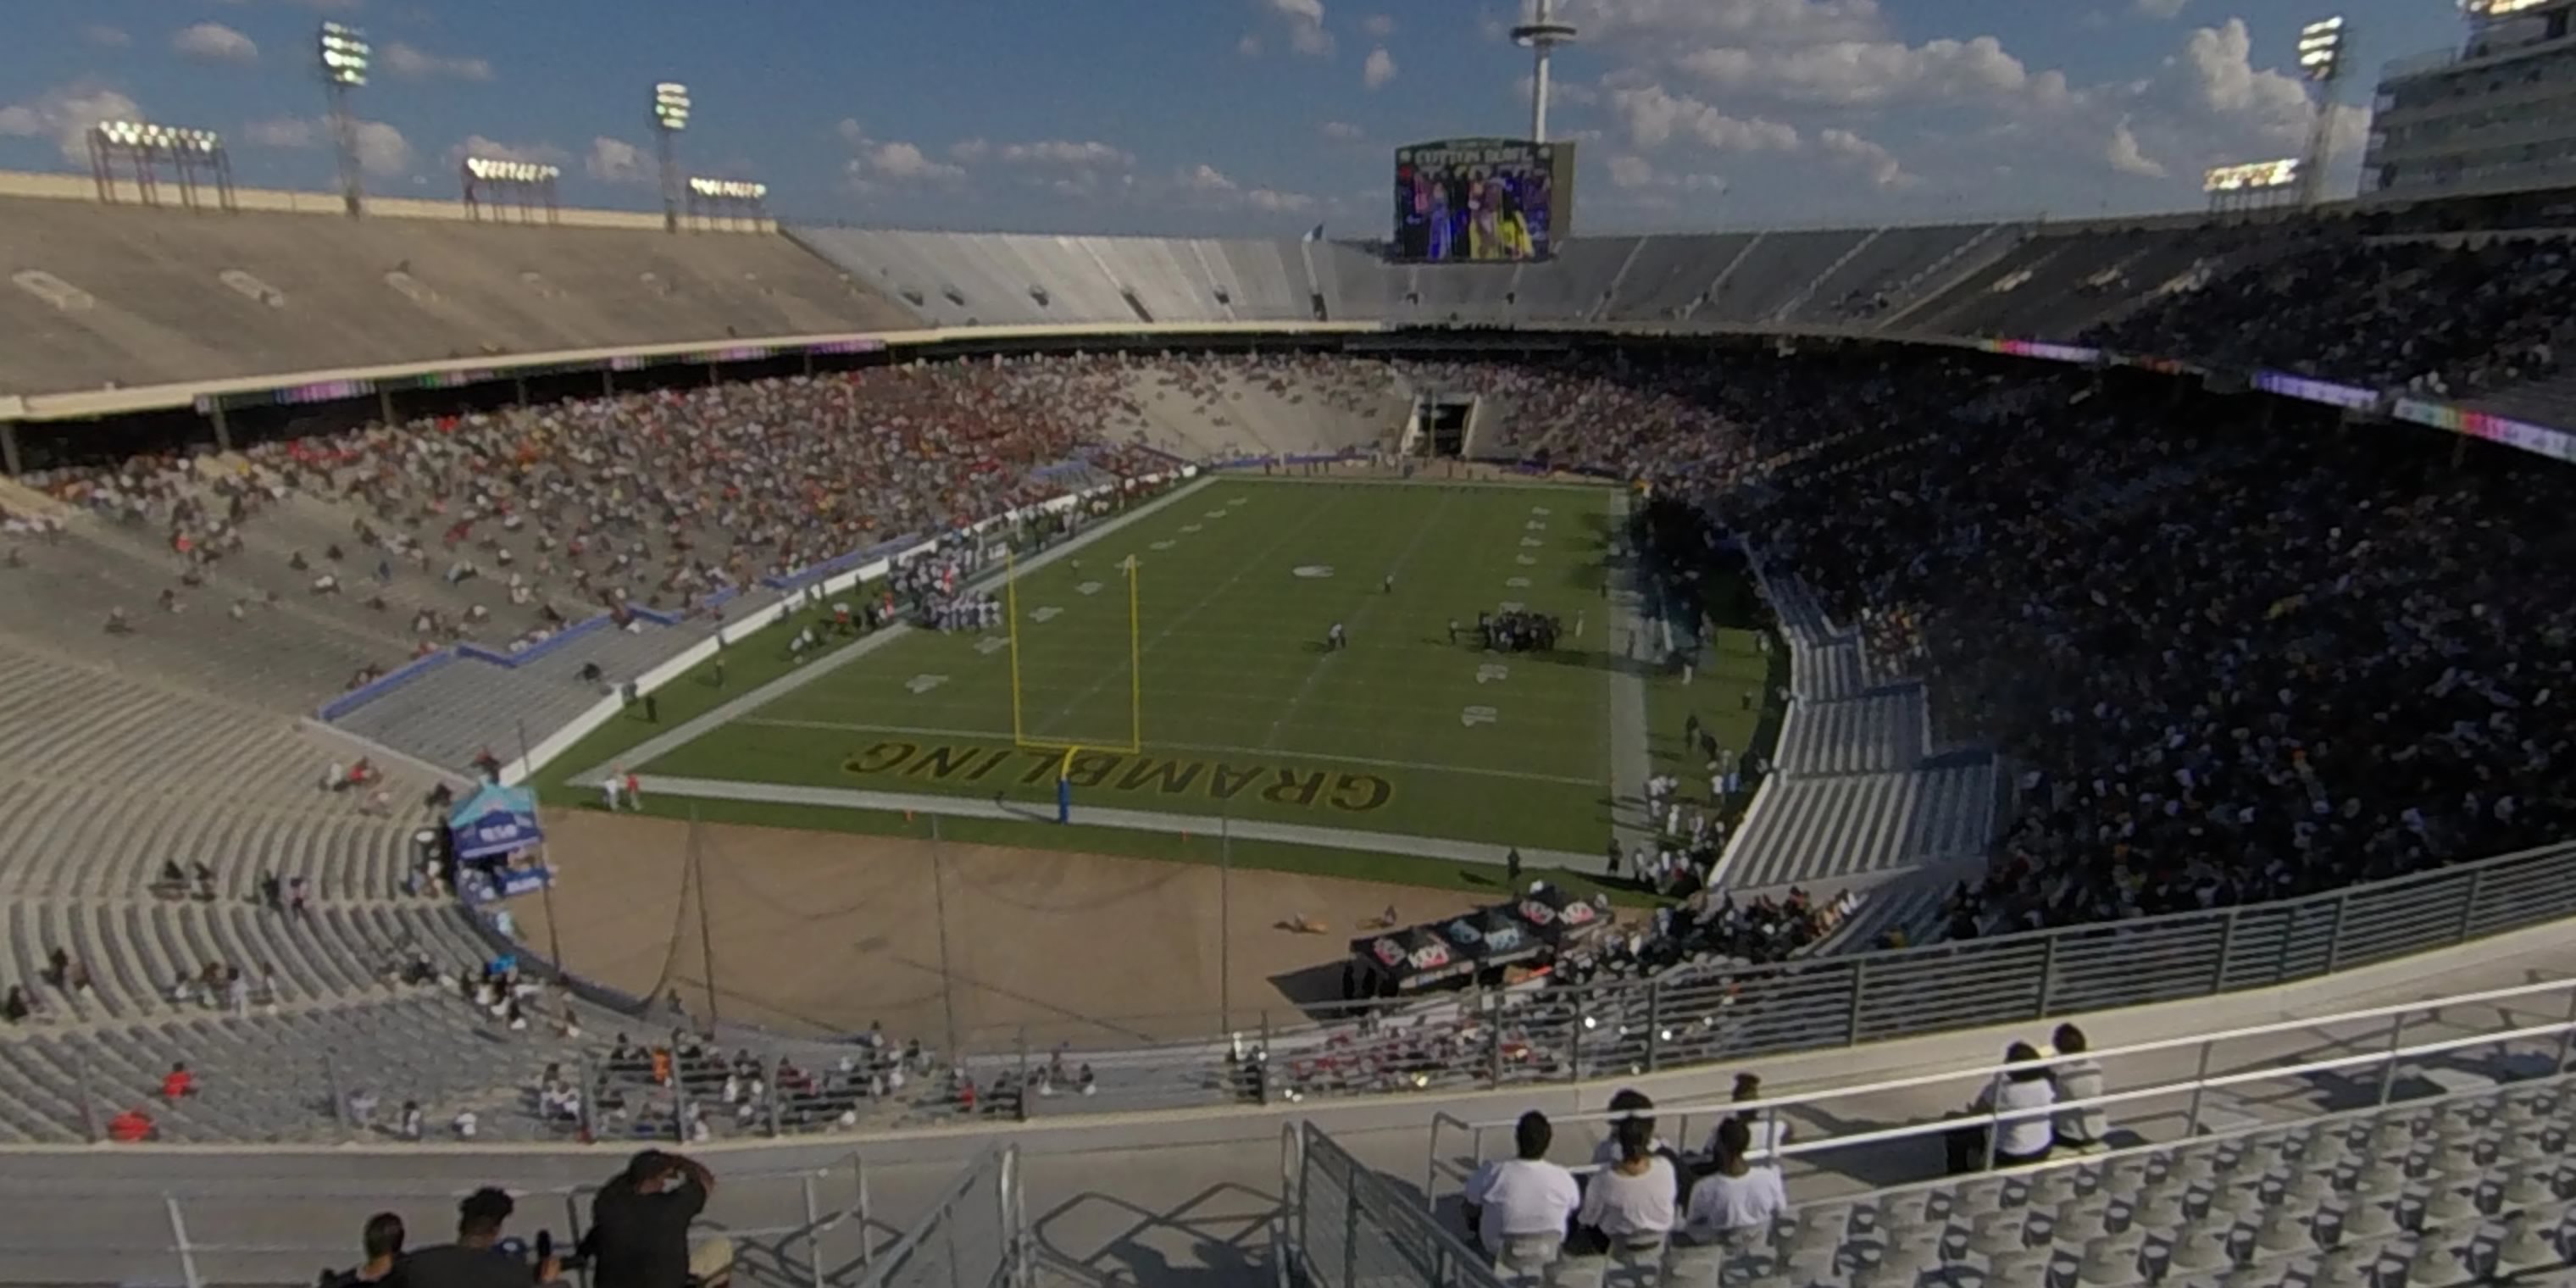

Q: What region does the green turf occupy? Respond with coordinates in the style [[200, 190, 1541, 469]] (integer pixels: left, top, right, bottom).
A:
[[632, 477, 1633, 851]]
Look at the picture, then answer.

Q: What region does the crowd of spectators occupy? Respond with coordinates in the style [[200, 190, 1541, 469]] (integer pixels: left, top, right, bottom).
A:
[[1559, 347, 2576, 939], [16, 355, 1209, 674], [2083, 232, 2571, 398]]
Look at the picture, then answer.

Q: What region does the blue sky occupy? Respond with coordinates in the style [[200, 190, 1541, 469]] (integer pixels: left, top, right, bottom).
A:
[[0, 0, 2473, 236]]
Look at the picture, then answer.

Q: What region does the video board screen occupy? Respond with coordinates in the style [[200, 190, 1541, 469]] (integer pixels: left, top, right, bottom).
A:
[[1392, 138, 1573, 262]]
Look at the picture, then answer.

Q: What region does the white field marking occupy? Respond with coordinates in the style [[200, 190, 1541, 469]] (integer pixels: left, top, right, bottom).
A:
[[1030, 606, 1063, 624], [1461, 706, 1499, 728], [1507, 577, 1531, 588], [1293, 565, 1336, 579], [1531, 506, 1552, 515], [904, 675, 948, 696], [1151, 540, 1177, 551], [1181, 524, 1203, 533], [1519, 537, 1543, 547], [1077, 581, 1105, 596], [1517, 554, 1538, 566], [745, 718, 1599, 787], [1030, 489, 1352, 740], [1476, 663, 1509, 684], [1262, 489, 1457, 749], [1526, 520, 1546, 531], [1204, 509, 1229, 519], [974, 636, 1010, 656], [1230, 497, 1249, 506]]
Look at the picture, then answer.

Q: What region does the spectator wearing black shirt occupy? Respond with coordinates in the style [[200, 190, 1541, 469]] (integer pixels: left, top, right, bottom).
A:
[[587, 1150, 726, 1288], [403, 1187, 558, 1288], [318, 1212, 404, 1287]]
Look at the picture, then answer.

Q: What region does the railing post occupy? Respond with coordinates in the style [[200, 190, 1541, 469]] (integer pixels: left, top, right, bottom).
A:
[[2376, 1012, 2412, 1107], [2323, 891, 2352, 975], [801, 1174, 825, 1288], [857, 1152, 877, 1277], [1846, 959, 1868, 1046], [2454, 866, 2486, 944], [2211, 905, 2240, 993], [2558, 985, 2576, 1077], [2182, 1036, 2218, 1136], [1342, 1169, 1364, 1288], [1645, 981, 1663, 1074], [165, 1195, 203, 1288], [769, 1055, 786, 1138], [1016, 1028, 1031, 1122], [1487, 995, 1506, 1088], [2035, 935, 2058, 1019]]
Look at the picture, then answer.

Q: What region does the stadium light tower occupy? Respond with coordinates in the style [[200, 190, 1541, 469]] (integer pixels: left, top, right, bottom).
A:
[[1512, 0, 1579, 144], [2296, 15, 2347, 208], [652, 81, 691, 233], [463, 157, 564, 224], [319, 20, 371, 218], [686, 177, 769, 230], [88, 120, 236, 212]]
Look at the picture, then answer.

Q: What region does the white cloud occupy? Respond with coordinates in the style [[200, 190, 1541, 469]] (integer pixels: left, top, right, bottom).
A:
[[1675, 35, 2059, 110], [351, 121, 412, 177], [174, 22, 258, 64], [2105, 117, 2167, 176], [997, 139, 1135, 168], [2169, 18, 2318, 147], [1237, 34, 1264, 57], [1320, 120, 1367, 141], [1182, 163, 1240, 193], [1517, 75, 1601, 107], [1364, 46, 1398, 90], [1602, 76, 1802, 153], [1817, 127, 1913, 187], [1363, 14, 1396, 36], [450, 136, 566, 169], [2134, 0, 2187, 17], [864, 142, 963, 180], [0, 83, 143, 164], [1607, 153, 1659, 188], [1261, 0, 1335, 56], [586, 136, 653, 185], [83, 25, 130, 48], [1171, 162, 1316, 212], [1558, 0, 1886, 52], [381, 42, 495, 83], [244, 116, 320, 149]]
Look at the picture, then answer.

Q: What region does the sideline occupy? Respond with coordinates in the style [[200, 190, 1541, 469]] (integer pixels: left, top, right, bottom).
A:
[[627, 772, 1602, 870], [1605, 490, 1654, 864], [566, 475, 1220, 788]]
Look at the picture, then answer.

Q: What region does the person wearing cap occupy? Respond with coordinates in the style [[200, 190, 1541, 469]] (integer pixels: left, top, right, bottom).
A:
[[587, 1149, 729, 1288]]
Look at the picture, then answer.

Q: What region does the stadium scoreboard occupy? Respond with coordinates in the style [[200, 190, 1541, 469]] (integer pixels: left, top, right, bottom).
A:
[[1392, 137, 1574, 263]]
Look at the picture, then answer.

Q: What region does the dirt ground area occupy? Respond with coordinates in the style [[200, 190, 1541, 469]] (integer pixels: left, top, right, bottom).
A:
[[514, 810, 1498, 1052]]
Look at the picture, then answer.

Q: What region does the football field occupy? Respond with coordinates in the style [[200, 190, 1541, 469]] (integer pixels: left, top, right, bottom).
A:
[[635, 476, 1635, 852]]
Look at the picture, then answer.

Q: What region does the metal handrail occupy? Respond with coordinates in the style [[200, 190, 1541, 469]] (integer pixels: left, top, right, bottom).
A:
[[1437, 974, 2576, 1138], [1426, 978, 2576, 1196]]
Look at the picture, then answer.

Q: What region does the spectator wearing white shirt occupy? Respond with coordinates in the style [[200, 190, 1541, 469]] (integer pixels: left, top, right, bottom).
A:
[[1704, 1071, 1790, 1163], [2049, 1024, 2108, 1152], [1949, 1042, 2057, 1172], [1578, 1117, 1677, 1255], [1685, 1119, 1790, 1245], [1589, 1089, 1672, 1168], [1463, 1112, 1581, 1267]]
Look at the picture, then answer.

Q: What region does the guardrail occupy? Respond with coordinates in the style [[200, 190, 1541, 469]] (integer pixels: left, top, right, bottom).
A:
[[1288, 1122, 1503, 1288], [602, 836, 2576, 1137], [1425, 975, 2576, 1204], [2, 1157, 882, 1288]]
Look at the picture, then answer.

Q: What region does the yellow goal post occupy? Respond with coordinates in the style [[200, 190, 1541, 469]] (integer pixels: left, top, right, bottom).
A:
[[1004, 547, 1143, 755]]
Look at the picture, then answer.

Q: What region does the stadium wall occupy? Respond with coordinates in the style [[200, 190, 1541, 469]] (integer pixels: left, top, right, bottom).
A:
[[0, 168, 759, 232]]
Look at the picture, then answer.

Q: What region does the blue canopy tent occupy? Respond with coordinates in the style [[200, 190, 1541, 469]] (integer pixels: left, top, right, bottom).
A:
[[447, 783, 543, 860]]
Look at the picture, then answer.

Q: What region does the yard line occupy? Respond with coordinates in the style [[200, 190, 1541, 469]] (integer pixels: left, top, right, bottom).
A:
[[737, 717, 1606, 788], [1026, 486, 1353, 742], [1258, 489, 1455, 750]]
